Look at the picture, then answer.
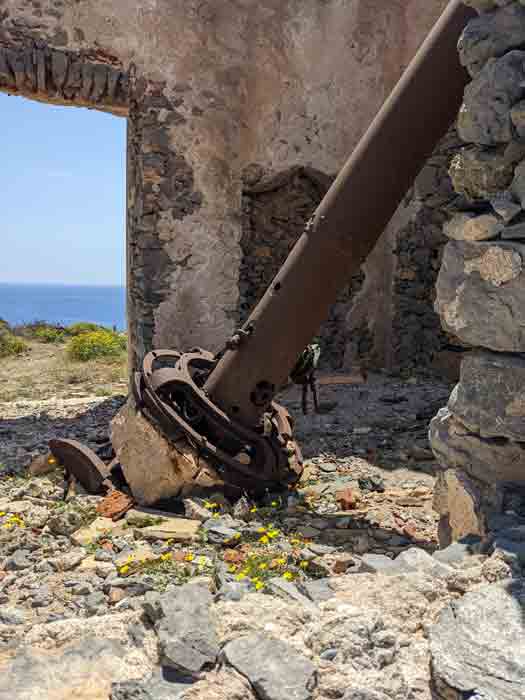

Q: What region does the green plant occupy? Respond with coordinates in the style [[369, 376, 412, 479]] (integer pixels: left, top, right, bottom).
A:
[[67, 322, 107, 336], [0, 321, 28, 358], [34, 326, 66, 343], [67, 329, 127, 362], [13, 320, 65, 339]]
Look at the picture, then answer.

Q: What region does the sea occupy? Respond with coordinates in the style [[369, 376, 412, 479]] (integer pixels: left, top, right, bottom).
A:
[[0, 283, 126, 330]]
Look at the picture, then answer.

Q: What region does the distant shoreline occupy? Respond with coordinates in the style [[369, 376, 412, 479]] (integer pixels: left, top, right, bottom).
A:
[[0, 281, 125, 288]]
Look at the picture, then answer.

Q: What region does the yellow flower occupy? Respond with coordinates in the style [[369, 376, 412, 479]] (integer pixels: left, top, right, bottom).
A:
[[283, 571, 294, 581], [259, 535, 270, 545], [255, 580, 265, 591], [228, 564, 237, 573], [233, 533, 241, 540], [0, 512, 5, 517], [267, 529, 280, 539], [235, 572, 246, 581], [185, 553, 195, 562], [250, 506, 258, 513], [271, 501, 279, 507], [204, 501, 218, 510], [258, 563, 268, 570], [161, 552, 172, 561], [198, 556, 206, 565], [212, 513, 220, 519], [2, 523, 13, 530], [119, 565, 130, 575], [299, 561, 309, 569], [166, 539, 174, 545], [257, 527, 267, 534], [275, 558, 286, 566]]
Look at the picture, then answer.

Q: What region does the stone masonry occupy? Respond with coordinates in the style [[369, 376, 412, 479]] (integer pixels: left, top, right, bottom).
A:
[[0, 0, 455, 373], [431, 0, 525, 543]]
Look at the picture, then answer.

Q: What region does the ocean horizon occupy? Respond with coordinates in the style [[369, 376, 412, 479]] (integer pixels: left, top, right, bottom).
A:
[[0, 282, 126, 330]]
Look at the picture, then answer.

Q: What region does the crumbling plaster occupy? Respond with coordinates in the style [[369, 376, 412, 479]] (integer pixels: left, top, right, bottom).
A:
[[0, 0, 448, 369]]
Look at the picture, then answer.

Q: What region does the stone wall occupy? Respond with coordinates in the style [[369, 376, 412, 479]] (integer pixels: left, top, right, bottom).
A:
[[430, 0, 525, 543], [0, 0, 453, 374]]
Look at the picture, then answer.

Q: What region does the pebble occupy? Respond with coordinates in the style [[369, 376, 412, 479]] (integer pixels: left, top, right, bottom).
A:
[[0, 607, 25, 625], [5, 550, 32, 571]]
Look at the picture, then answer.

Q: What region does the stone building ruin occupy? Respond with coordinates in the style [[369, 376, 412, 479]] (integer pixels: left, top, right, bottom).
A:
[[0, 0, 455, 374], [2, 0, 525, 545]]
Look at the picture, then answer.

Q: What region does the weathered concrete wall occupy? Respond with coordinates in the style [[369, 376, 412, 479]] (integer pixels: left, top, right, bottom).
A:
[[0, 0, 449, 370], [430, 0, 525, 543]]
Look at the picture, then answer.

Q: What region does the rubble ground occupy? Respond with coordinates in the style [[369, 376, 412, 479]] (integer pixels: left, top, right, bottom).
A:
[[0, 370, 524, 699]]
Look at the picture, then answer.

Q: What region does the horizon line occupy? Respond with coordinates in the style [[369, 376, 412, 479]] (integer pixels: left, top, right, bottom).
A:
[[0, 280, 126, 288]]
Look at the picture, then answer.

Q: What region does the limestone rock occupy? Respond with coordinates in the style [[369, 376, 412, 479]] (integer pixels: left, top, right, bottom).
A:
[[501, 219, 525, 239], [111, 400, 223, 506], [491, 190, 522, 223], [443, 212, 503, 241], [177, 669, 256, 700], [449, 147, 514, 199], [71, 516, 126, 546], [432, 536, 483, 566], [449, 350, 525, 440], [1, 611, 158, 700], [512, 159, 525, 209], [222, 633, 316, 700], [435, 240, 525, 351], [430, 407, 525, 485], [459, 3, 525, 76], [389, 548, 453, 579], [138, 518, 201, 542], [111, 670, 192, 700], [142, 584, 219, 677], [47, 508, 85, 536], [360, 553, 396, 574], [430, 582, 525, 700], [458, 50, 525, 145]]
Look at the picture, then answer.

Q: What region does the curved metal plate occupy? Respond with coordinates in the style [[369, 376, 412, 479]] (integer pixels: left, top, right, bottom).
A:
[[48, 439, 108, 494]]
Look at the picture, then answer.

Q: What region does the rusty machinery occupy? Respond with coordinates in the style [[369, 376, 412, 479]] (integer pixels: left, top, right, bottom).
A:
[[52, 0, 476, 499]]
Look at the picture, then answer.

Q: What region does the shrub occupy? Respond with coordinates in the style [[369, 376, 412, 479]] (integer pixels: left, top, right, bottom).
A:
[[34, 326, 66, 343], [0, 321, 28, 358], [67, 322, 107, 336], [14, 321, 66, 341], [67, 329, 127, 362]]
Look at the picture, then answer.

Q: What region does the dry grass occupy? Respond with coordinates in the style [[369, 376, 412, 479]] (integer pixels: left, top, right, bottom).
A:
[[0, 340, 128, 402]]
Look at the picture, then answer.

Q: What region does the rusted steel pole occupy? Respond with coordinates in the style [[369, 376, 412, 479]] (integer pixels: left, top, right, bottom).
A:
[[205, 0, 476, 427]]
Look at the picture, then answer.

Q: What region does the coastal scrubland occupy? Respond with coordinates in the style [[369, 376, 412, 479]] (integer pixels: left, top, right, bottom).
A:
[[0, 319, 127, 401]]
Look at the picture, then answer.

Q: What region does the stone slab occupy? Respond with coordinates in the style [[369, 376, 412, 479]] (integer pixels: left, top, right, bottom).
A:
[[435, 240, 525, 352], [449, 350, 525, 440], [430, 407, 525, 485], [222, 633, 316, 700], [430, 582, 525, 700], [137, 519, 201, 542]]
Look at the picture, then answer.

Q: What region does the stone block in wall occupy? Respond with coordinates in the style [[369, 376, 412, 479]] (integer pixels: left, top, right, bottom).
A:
[[449, 147, 514, 200], [449, 350, 525, 440], [459, 3, 525, 77], [444, 212, 503, 241], [433, 467, 485, 544], [435, 239, 525, 351], [429, 406, 525, 485], [458, 50, 525, 145]]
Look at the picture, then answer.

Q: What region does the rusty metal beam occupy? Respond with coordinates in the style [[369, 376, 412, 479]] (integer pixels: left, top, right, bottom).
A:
[[204, 0, 476, 427]]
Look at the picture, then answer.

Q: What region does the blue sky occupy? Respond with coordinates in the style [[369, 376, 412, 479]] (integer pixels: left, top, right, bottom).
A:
[[0, 93, 126, 286]]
